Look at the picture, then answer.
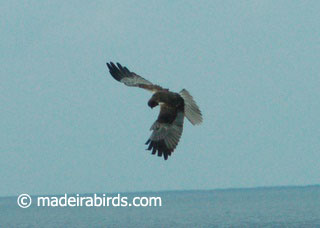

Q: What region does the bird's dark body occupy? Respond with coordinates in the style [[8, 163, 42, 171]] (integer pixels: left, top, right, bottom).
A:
[[148, 91, 184, 124]]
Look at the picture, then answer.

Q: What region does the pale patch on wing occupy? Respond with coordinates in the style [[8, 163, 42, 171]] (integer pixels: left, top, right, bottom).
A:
[[179, 89, 203, 125], [121, 73, 153, 86]]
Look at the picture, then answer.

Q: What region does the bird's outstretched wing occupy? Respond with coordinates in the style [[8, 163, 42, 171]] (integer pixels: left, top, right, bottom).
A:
[[145, 108, 184, 160], [179, 89, 203, 125], [107, 62, 166, 93]]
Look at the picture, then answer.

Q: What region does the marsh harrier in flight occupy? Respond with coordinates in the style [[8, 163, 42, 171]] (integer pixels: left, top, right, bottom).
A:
[[107, 62, 202, 160]]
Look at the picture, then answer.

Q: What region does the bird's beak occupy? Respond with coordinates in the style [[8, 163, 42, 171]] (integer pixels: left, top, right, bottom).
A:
[[148, 100, 158, 109]]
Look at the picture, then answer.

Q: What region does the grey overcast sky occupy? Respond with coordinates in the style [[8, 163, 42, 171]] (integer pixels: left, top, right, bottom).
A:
[[1, 0, 320, 197]]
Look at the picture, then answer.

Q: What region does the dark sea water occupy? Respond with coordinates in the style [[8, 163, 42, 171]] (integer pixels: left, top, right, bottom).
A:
[[1, 186, 319, 227]]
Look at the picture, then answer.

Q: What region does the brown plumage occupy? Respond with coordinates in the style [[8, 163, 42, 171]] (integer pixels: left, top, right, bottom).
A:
[[107, 62, 202, 160]]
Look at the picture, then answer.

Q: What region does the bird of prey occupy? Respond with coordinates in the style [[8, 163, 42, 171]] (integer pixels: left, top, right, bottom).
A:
[[106, 62, 202, 160]]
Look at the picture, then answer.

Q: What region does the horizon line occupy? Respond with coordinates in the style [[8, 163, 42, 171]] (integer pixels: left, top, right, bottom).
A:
[[1, 183, 319, 199]]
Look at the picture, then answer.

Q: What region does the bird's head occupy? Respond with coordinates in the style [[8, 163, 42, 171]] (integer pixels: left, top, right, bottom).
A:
[[148, 100, 158, 109]]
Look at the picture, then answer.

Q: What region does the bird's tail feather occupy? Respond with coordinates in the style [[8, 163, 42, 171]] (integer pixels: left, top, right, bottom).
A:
[[179, 89, 203, 125]]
